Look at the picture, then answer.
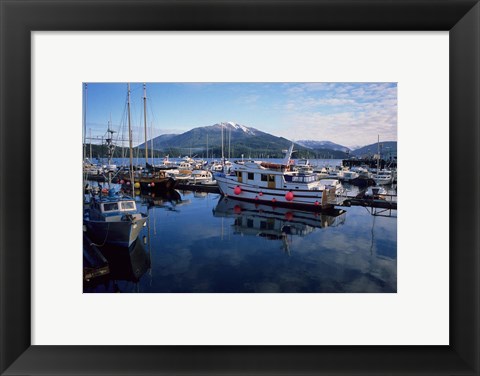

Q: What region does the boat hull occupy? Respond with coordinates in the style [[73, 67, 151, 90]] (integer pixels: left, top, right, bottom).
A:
[[215, 176, 337, 210], [85, 215, 147, 247]]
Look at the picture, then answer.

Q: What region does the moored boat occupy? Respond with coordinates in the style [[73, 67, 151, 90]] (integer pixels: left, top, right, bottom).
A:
[[84, 189, 148, 247], [214, 144, 342, 210]]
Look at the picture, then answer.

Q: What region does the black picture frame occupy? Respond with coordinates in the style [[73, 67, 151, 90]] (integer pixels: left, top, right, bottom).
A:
[[1, 0, 479, 375]]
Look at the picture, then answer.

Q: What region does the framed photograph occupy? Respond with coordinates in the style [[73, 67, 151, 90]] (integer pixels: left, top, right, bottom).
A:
[[1, 0, 479, 375]]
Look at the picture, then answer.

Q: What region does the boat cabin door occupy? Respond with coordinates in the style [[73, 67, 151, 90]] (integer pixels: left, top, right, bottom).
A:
[[236, 171, 242, 183], [268, 174, 275, 189]]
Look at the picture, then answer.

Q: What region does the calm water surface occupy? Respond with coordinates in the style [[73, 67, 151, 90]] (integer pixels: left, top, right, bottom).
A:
[[84, 185, 397, 293]]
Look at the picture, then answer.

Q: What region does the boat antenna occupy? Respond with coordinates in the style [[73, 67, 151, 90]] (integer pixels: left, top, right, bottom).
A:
[[143, 83, 149, 165], [282, 143, 294, 166]]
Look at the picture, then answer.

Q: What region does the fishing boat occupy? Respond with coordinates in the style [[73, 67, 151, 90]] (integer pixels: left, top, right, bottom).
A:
[[214, 144, 342, 210], [186, 170, 216, 185], [372, 169, 393, 185], [121, 170, 177, 192], [337, 168, 359, 182], [84, 189, 148, 247], [83, 84, 148, 247]]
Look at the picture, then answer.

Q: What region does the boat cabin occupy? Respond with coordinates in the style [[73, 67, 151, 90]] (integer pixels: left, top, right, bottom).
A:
[[100, 200, 137, 214], [230, 162, 322, 190]]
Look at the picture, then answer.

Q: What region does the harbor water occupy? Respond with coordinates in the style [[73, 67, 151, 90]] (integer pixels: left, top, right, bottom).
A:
[[84, 179, 397, 293]]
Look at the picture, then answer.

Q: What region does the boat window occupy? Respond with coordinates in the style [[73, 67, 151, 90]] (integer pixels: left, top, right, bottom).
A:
[[121, 201, 136, 211], [248, 172, 254, 180], [268, 174, 275, 182], [102, 203, 119, 212], [261, 174, 268, 182]]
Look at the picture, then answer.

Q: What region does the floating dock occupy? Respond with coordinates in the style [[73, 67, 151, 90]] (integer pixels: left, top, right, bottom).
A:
[[176, 183, 221, 194]]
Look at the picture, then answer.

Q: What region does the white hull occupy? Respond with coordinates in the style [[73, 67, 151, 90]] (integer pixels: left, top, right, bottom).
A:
[[215, 175, 338, 209]]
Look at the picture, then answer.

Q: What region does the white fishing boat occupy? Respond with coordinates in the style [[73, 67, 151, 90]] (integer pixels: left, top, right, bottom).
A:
[[372, 169, 393, 185], [187, 170, 215, 185], [337, 168, 359, 182], [214, 144, 342, 210], [293, 159, 314, 173]]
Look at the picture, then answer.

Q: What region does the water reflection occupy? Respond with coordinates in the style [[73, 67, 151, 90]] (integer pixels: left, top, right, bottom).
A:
[[84, 239, 151, 293], [85, 190, 396, 293], [213, 197, 347, 255]]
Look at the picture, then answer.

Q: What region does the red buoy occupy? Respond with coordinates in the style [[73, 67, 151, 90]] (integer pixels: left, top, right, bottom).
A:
[[314, 200, 320, 206], [285, 212, 293, 221], [272, 198, 276, 203], [120, 180, 125, 184], [259, 192, 263, 196], [285, 191, 294, 201], [151, 182, 155, 187], [255, 196, 259, 200], [234, 205, 242, 214], [234, 186, 242, 195]]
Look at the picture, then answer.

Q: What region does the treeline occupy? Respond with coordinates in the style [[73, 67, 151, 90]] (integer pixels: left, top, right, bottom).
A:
[[84, 144, 348, 160]]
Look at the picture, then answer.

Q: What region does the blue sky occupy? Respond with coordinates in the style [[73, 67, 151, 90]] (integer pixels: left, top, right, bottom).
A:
[[84, 82, 397, 148]]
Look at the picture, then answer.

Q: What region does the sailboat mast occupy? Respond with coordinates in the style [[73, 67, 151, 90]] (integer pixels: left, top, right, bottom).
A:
[[376, 134, 380, 172], [127, 83, 135, 194], [228, 126, 231, 160], [83, 84, 87, 161], [89, 128, 92, 160], [150, 121, 154, 163], [143, 83, 149, 165], [221, 124, 224, 165]]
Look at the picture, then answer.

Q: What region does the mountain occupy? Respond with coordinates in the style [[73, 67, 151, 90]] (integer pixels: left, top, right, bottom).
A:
[[138, 122, 350, 159], [296, 140, 350, 152], [351, 141, 397, 158]]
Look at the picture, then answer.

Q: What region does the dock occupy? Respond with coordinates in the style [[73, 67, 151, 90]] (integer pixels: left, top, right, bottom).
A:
[[338, 192, 397, 210], [176, 183, 221, 194], [176, 183, 397, 210]]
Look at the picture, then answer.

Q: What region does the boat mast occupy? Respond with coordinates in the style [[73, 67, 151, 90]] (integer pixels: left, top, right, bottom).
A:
[[221, 123, 224, 165], [150, 121, 154, 163], [228, 125, 231, 160], [106, 121, 116, 186], [376, 134, 380, 172], [127, 83, 135, 195], [83, 84, 87, 161], [143, 83, 149, 165]]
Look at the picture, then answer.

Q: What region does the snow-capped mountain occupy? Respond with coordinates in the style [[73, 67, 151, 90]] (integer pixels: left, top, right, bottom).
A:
[[296, 140, 350, 152]]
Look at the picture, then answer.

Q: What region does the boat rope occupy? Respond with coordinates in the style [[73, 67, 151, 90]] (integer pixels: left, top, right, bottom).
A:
[[90, 222, 110, 247]]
